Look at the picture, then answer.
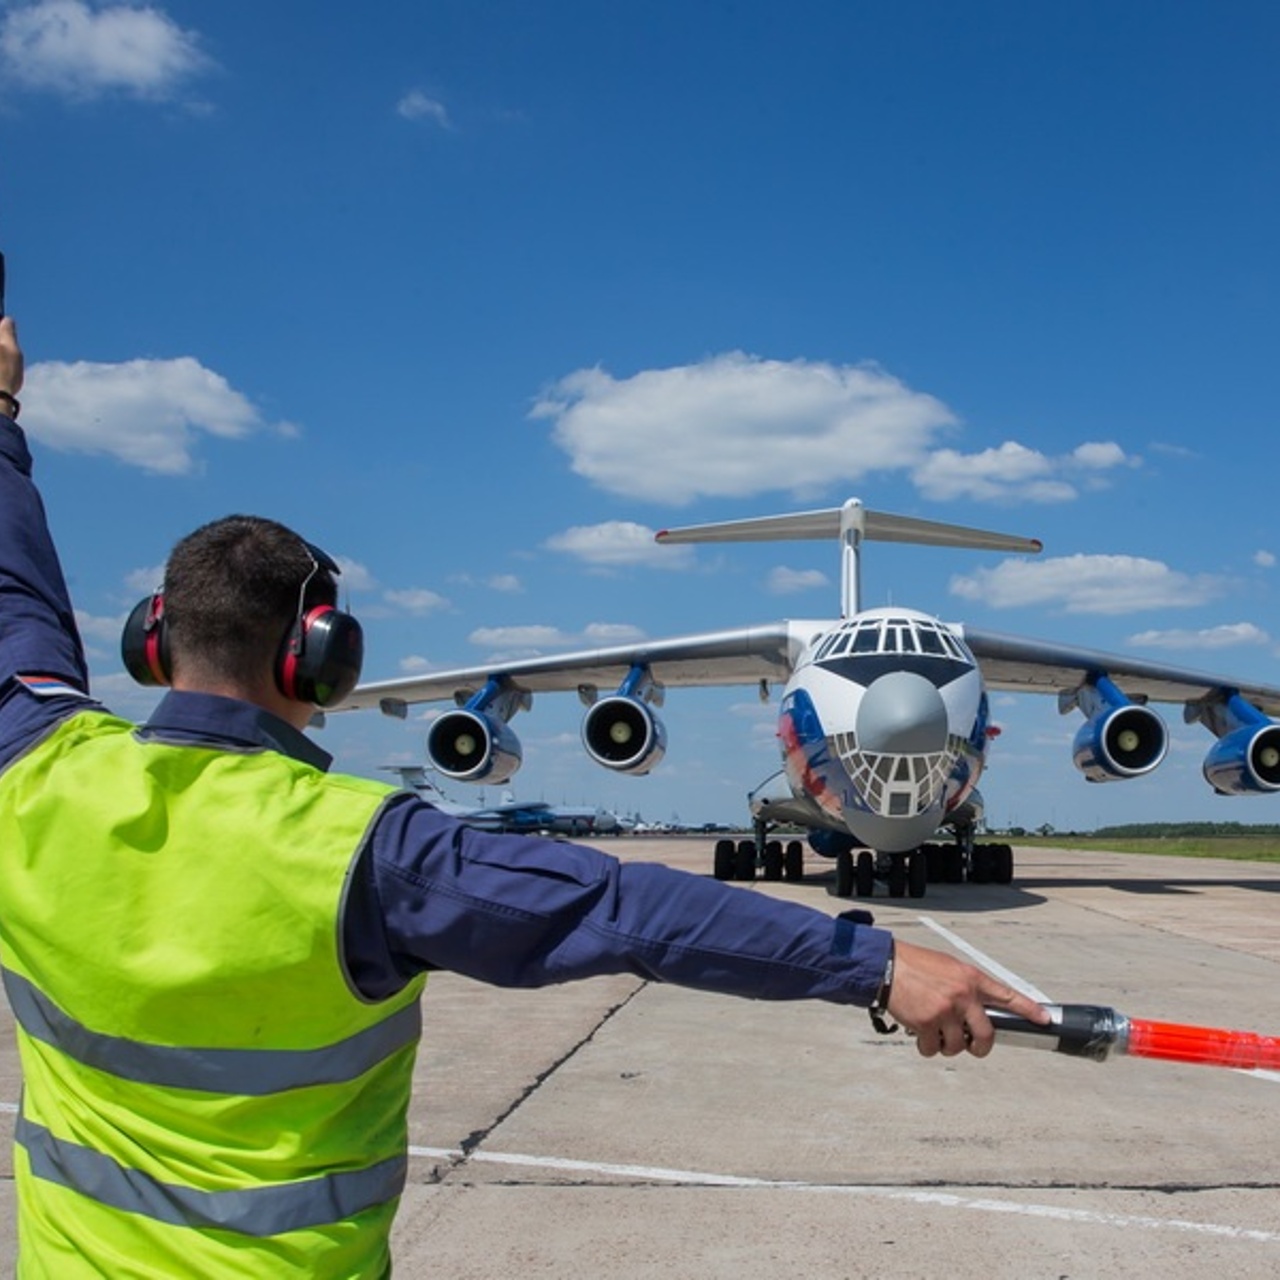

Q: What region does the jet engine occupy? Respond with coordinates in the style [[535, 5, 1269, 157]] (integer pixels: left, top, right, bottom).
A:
[[427, 709, 522, 784], [424, 676, 529, 784], [1064, 674, 1167, 783], [582, 696, 667, 775], [1202, 724, 1280, 795], [1186, 689, 1280, 796], [1072, 704, 1168, 782]]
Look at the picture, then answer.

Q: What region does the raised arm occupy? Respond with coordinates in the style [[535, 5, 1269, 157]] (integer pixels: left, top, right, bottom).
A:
[[0, 317, 92, 761]]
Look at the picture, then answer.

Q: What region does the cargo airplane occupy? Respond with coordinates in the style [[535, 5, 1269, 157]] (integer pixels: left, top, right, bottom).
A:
[[340, 499, 1280, 898]]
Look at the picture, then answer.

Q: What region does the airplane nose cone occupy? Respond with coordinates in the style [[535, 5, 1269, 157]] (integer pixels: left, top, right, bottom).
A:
[[856, 672, 948, 754]]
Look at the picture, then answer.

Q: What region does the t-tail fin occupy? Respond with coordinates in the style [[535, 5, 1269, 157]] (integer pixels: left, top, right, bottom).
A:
[[656, 497, 1041, 617]]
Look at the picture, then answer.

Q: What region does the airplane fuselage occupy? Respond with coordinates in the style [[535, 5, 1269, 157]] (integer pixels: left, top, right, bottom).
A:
[[777, 607, 988, 852]]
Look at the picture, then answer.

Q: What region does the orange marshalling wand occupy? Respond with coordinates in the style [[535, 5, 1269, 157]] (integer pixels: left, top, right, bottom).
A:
[[986, 1004, 1280, 1070]]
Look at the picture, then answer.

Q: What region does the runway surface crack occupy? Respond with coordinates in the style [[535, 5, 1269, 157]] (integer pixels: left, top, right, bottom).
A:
[[451, 981, 652, 1168]]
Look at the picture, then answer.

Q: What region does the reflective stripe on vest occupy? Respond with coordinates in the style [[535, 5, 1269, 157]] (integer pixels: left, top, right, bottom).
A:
[[17, 1114, 407, 1237], [3, 968, 423, 1096]]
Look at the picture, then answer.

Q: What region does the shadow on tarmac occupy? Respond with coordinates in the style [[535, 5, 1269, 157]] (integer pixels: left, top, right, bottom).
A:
[[1013, 874, 1280, 896], [800, 869, 1050, 913]]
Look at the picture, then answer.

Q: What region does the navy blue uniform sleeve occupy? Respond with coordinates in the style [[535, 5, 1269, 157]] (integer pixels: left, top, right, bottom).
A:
[[349, 794, 892, 1007], [0, 416, 95, 768]]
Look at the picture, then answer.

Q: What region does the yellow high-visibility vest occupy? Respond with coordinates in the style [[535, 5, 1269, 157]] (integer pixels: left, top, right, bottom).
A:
[[0, 710, 426, 1278]]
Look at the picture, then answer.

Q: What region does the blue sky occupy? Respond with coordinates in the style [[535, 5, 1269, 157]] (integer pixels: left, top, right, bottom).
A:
[[3, 0, 1279, 831]]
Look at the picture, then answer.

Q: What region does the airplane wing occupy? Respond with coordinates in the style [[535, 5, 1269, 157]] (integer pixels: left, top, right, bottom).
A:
[[337, 622, 814, 712], [959, 626, 1280, 716]]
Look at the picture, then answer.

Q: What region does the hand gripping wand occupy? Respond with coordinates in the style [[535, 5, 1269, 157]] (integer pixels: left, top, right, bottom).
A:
[[987, 1004, 1280, 1070]]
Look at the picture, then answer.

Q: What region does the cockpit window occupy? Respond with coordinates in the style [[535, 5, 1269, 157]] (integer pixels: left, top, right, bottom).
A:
[[814, 615, 973, 669], [851, 626, 879, 653], [917, 628, 945, 655]]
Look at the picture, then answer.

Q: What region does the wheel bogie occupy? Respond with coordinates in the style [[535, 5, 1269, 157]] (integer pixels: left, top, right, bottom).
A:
[[711, 830, 1014, 899]]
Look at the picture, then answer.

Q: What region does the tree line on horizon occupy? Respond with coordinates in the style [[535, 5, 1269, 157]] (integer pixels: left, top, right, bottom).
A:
[[1083, 822, 1280, 839]]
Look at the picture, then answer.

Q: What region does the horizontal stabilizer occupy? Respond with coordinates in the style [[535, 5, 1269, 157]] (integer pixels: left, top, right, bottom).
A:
[[656, 502, 1042, 555]]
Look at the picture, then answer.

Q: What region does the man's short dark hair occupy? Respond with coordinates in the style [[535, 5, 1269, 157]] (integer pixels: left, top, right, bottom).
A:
[[163, 515, 337, 680]]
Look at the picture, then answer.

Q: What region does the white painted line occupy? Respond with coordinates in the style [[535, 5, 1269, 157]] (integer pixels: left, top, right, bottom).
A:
[[916, 914, 1053, 1002], [407, 1144, 1280, 1243], [416, 1147, 800, 1187], [0, 1104, 1272, 1240]]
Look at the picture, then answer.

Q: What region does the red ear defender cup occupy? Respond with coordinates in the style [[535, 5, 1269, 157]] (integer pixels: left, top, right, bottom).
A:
[[276, 604, 364, 707], [121, 593, 172, 687]]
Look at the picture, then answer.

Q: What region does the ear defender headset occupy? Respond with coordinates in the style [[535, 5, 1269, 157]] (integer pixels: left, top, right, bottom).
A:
[[121, 540, 364, 708]]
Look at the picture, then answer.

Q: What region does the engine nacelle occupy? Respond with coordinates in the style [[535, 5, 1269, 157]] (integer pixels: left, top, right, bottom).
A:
[[582, 696, 667, 775], [1202, 724, 1280, 795], [1072, 704, 1168, 782], [427, 709, 522, 784]]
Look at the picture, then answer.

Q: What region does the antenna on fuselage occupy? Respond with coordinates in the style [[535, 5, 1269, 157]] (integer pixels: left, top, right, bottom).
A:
[[655, 499, 1043, 620]]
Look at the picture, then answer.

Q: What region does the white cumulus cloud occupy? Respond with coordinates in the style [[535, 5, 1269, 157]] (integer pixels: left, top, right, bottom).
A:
[[913, 440, 1135, 504], [470, 625, 573, 650], [544, 521, 695, 569], [22, 356, 282, 473], [1126, 622, 1270, 650], [397, 88, 451, 127], [766, 566, 828, 595], [469, 622, 647, 655], [950, 554, 1225, 615], [333, 558, 378, 592], [383, 587, 449, 615], [531, 352, 956, 505], [531, 352, 1137, 510], [0, 0, 211, 100]]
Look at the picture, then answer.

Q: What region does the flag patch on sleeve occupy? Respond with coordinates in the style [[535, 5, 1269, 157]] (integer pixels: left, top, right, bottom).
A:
[[16, 674, 90, 699]]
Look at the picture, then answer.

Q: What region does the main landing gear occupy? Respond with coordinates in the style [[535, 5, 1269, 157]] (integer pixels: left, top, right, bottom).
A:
[[710, 832, 1015, 899], [826, 839, 1015, 899], [712, 836, 805, 884]]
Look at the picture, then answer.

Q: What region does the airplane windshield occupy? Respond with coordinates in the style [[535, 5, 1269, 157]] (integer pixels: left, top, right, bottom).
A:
[[815, 616, 972, 665]]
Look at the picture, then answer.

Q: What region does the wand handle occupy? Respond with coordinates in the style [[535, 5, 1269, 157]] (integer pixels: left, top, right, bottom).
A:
[[988, 1004, 1280, 1070], [986, 1004, 1127, 1061]]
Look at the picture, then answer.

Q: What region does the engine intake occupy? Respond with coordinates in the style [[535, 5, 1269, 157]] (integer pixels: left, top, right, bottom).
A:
[[427, 709, 522, 784], [1072, 704, 1168, 782], [582, 697, 667, 775], [1203, 724, 1280, 795]]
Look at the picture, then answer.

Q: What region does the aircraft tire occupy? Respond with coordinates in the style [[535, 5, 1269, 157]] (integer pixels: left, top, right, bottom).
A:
[[735, 839, 757, 882], [887, 861, 907, 898], [835, 849, 855, 898], [908, 849, 928, 898], [784, 840, 804, 881], [923, 843, 943, 883], [855, 849, 875, 897], [713, 838, 736, 881], [944, 847, 964, 883], [970, 844, 993, 884], [993, 843, 1014, 884], [762, 840, 784, 881]]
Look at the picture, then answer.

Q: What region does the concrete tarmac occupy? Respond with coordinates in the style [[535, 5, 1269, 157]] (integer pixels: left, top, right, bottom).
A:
[[3, 837, 1280, 1277]]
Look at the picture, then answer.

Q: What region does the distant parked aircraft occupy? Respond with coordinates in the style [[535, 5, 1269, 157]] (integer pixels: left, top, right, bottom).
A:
[[381, 765, 624, 836]]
